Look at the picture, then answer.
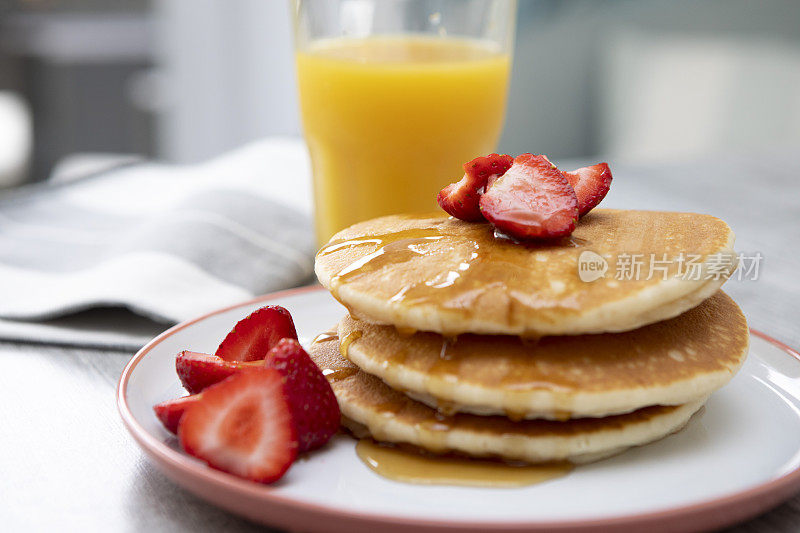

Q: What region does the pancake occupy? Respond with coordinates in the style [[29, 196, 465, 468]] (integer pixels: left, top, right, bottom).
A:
[[338, 291, 748, 420], [310, 334, 707, 464], [315, 209, 737, 336]]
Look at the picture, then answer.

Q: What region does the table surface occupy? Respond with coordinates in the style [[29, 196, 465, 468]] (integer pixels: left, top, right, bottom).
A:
[[3, 149, 799, 532]]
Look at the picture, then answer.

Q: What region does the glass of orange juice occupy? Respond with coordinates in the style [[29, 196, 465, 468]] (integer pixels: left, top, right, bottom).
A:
[[293, 0, 516, 244]]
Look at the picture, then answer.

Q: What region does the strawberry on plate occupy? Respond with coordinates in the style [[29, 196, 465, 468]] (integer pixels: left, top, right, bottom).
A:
[[164, 340, 340, 452], [215, 305, 298, 362], [265, 339, 340, 452], [437, 153, 513, 221], [479, 153, 579, 240], [154, 395, 202, 434], [562, 162, 613, 217], [155, 304, 340, 481], [178, 369, 298, 483], [176, 350, 259, 394]]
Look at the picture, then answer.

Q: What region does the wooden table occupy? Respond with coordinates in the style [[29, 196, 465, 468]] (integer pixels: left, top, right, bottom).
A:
[[3, 149, 799, 531]]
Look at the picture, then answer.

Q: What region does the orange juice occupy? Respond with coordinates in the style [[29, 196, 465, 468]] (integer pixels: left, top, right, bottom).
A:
[[296, 36, 511, 244]]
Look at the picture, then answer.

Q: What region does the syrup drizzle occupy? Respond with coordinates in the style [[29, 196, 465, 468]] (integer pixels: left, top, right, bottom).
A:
[[313, 331, 359, 383], [313, 330, 339, 344], [356, 439, 573, 487], [318, 219, 585, 333], [322, 367, 358, 383], [339, 330, 363, 359], [343, 325, 580, 419]]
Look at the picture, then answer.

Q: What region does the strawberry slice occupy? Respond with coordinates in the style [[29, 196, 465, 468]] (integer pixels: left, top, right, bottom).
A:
[[178, 369, 298, 483], [171, 341, 340, 451], [437, 153, 513, 221], [479, 153, 579, 240], [176, 351, 259, 394], [265, 339, 340, 452], [215, 305, 298, 362], [562, 162, 612, 216], [154, 395, 202, 434]]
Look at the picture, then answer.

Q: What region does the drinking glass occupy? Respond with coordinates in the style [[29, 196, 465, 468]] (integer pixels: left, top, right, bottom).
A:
[[294, 0, 517, 244]]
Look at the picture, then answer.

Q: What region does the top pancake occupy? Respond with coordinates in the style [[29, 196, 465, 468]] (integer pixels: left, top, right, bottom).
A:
[[315, 209, 737, 336]]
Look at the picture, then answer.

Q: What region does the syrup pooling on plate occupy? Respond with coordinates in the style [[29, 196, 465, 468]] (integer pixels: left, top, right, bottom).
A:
[[356, 439, 573, 487], [317, 216, 587, 332]]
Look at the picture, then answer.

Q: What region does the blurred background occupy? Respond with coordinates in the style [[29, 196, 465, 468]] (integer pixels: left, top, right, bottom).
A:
[[0, 0, 799, 187]]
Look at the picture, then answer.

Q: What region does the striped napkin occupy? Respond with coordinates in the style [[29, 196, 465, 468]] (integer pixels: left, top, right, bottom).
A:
[[0, 138, 315, 350]]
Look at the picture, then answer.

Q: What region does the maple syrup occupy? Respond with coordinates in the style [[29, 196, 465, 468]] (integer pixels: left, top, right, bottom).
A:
[[356, 439, 573, 487]]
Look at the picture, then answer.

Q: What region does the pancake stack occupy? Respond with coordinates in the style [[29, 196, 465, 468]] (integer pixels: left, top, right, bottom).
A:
[[312, 209, 748, 464]]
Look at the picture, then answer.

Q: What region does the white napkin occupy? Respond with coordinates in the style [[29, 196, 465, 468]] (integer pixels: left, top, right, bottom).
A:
[[0, 137, 315, 349]]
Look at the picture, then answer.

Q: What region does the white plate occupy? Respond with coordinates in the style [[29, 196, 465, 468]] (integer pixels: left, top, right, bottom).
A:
[[118, 286, 800, 533]]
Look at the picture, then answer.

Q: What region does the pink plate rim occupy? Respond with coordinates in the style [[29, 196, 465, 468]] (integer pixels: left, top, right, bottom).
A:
[[117, 284, 800, 533]]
